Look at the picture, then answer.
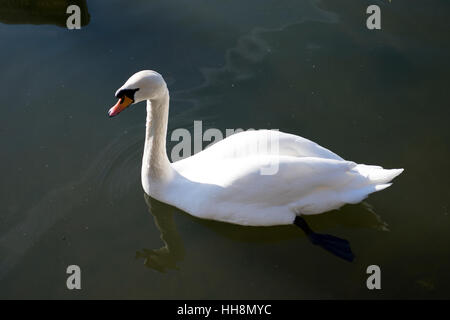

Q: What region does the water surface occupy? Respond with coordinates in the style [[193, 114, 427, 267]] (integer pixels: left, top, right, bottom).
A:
[[0, 0, 449, 299]]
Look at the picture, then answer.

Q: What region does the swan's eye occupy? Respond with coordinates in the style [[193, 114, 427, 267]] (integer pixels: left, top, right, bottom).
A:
[[116, 88, 140, 101]]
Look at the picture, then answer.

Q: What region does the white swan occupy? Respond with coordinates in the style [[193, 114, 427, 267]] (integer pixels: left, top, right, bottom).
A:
[[108, 70, 403, 261]]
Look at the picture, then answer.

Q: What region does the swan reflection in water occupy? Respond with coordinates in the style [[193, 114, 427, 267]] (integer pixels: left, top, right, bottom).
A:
[[136, 193, 388, 273], [136, 194, 185, 273]]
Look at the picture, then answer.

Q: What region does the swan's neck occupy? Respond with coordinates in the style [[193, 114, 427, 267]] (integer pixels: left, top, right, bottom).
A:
[[142, 93, 173, 184]]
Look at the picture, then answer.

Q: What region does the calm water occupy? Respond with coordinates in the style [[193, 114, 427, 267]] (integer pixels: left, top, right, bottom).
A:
[[0, 0, 449, 299]]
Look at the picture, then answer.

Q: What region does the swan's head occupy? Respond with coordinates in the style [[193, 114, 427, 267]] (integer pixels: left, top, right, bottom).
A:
[[108, 70, 167, 117]]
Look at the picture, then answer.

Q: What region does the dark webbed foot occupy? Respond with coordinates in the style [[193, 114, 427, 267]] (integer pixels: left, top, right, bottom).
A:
[[294, 216, 355, 262]]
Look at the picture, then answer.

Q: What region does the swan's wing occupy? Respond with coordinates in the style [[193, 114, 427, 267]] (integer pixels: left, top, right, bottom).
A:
[[173, 130, 343, 168], [174, 153, 402, 223], [178, 155, 354, 203], [172, 155, 357, 225], [210, 156, 356, 201]]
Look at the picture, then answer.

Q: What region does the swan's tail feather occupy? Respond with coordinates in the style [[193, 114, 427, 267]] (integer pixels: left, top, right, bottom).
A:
[[374, 183, 392, 192], [341, 183, 391, 204], [339, 166, 404, 204], [355, 165, 404, 185]]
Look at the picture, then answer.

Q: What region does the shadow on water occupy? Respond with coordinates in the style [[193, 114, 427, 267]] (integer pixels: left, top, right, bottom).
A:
[[0, 0, 90, 27], [136, 194, 185, 273], [138, 193, 388, 273]]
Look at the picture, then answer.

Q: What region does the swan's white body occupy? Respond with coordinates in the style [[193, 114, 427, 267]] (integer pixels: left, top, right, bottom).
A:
[[112, 70, 403, 227]]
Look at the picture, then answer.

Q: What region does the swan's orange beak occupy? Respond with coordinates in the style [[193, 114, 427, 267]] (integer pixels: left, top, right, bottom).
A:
[[108, 96, 133, 117]]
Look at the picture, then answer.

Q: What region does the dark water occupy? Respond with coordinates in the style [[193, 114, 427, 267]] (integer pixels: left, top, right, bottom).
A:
[[0, 0, 449, 299]]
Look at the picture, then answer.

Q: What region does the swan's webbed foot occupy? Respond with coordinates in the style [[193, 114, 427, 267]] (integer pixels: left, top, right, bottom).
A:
[[294, 216, 355, 262]]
